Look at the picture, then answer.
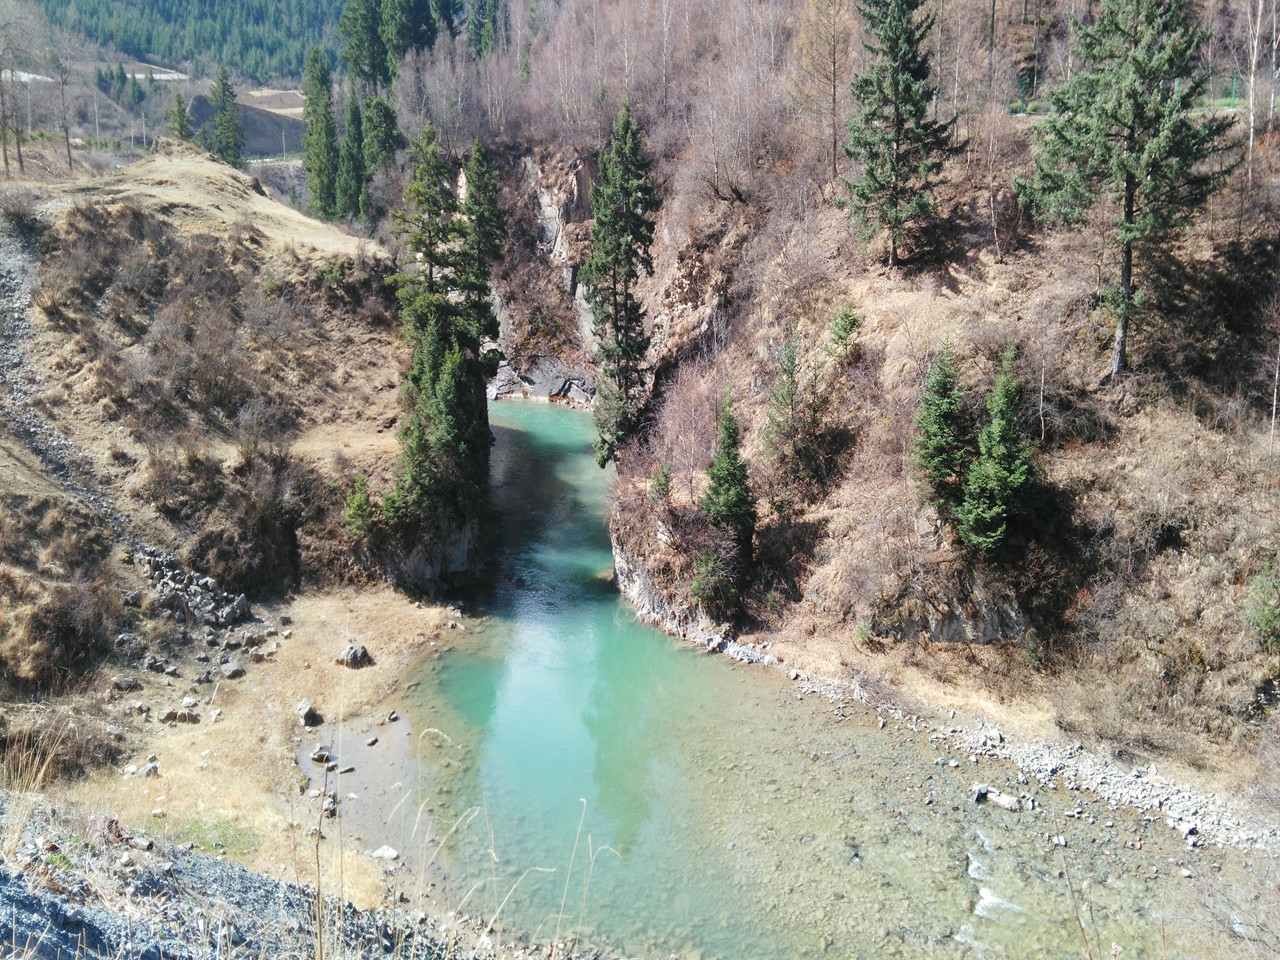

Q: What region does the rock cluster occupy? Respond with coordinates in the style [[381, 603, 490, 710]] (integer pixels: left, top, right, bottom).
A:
[[134, 547, 253, 630]]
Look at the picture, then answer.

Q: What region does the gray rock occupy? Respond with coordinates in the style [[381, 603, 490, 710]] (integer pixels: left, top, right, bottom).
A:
[[297, 700, 322, 727], [335, 644, 373, 669], [219, 661, 245, 680]]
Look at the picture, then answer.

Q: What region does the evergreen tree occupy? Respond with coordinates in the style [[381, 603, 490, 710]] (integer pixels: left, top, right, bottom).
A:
[[701, 399, 758, 566], [957, 348, 1034, 553], [466, 0, 501, 57], [842, 0, 959, 266], [166, 88, 193, 140], [339, 0, 391, 94], [205, 67, 245, 167], [581, 103, 659, 467], [912, 344, 968, 511], [381, 0, 437, 76], [457, 139, 506, 353], [336, 95, 366, 221], [301, 48, 339, 219], [113, 63, 127, 100], [433, 0, 461, 39], [362, 96, 403, 173], [387, 124, 500, 529], [1017, 0, 1234, 378]]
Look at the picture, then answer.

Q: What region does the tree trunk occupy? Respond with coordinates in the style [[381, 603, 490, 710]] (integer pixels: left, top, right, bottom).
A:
[[64, 127, 72, 171], [889, 231, 898, 267], [1111, 177, 1135, 378]]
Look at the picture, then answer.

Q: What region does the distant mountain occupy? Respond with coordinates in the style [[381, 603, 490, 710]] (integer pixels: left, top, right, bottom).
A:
[[37, 0, 343, 82]]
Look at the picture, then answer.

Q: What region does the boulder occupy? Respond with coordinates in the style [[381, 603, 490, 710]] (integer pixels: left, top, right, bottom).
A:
[[988, 791, 1024, 812], [297, 699, 322, 727], [219, 661, 245, 680], [336, 644, 374, 669], [370, 845, 399, 861]]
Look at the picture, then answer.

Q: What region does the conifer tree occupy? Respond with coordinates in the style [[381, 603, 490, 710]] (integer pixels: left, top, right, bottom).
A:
[[166, 88, 193, 141], [301, 48, 339, 219], [336, 95, 366, 221], [466, 0, 501, 57], [458, 139, 506, 352], [205, 67, 245, 168], [912, 344, 968, 511], [433, 0, 461, 39], [362, 96, 403, 173], [381, 0, 437, 76], [581, 103, 659, 467], [387, 124, 501, 529], [339, 0, 391, 94], [701, 399, 758, 565], [842, 0, 958, 266], [1018, 0, 1234, 378], [957, 348, 1034, 553]]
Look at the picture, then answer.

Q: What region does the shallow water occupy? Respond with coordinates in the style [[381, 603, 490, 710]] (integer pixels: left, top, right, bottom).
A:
[[332, 401, 1237, 959]]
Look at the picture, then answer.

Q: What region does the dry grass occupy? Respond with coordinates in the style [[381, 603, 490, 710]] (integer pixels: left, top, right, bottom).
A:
[[62, 586, 448, 910]]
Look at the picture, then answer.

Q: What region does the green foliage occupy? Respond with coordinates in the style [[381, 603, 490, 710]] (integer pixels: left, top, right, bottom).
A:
[[41, 0, 340, 82], [842, 0, 960, 265], [912, 344, 968, 511], [764, 333, 832, 489], [340, 0, 391, 93], [389, 124, 506, 531], [581, 103, 659, 466], [648, 462, 671, 502], [362, 96, 404, 173], [166, 88, 194, 141], [701, 399, 757, 563], [957, 348, 1034, 553], [466, 0, 502, 57], [345, 474, 376, 535], [1017, 0, 1234, 376], [690, 550, 739, 621], [381, 0, 437, 75], [301, 48, 339, 219], [826, 304, 861, 366], [336, 95, 367, 221], [1245, 563, 1280, 649], [204, 67, 245, 168]]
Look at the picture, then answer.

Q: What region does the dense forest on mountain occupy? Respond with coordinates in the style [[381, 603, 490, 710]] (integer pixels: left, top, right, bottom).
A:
[[36, 0, 343, 79]]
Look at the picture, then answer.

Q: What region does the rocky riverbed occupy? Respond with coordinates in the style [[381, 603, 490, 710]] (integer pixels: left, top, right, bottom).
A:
[[0, 792, 563, 959]]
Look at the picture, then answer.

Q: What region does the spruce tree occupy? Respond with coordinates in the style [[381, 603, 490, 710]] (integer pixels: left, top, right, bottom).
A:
[[387, 124, 500, 528], [205, 67, 245, 167], [433, 0, 461, 38], [842, 0, 959, 266], [957, 348, 1034, 553], [166, 88, 193, 141], [466, 0, 501, 57], [912, 344, 968, 511], [581, 103, 659, 467], [701, 399, 758, 566], [381, 0, 437, 76], [458, 139, 506, 356], [1018, 0, 1233, 378], [362, 96, 403, 173], [336, 95, 366, 221], [301, 48, 339, 219], [339, 0, 391, 94]]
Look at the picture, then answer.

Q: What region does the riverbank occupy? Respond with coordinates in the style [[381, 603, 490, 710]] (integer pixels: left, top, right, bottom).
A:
[[613, 536, 1280, 857]]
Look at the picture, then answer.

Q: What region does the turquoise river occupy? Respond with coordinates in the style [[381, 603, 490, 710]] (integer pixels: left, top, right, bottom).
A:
[[328, 400, 1246, 959]]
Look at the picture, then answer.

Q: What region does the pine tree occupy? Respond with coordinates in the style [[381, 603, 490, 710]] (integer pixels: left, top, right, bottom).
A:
[[458, 139, 506, 355], [957, 348, 1034, 553], [466, 0, 501, 57], [301, 48, 339, 219], [339, 0, 391, 94], [581, 103, 659, 467], [912, 344, 968, 511], [701, 399, 758, 566], [362, 96, 403, 173], [381, 0, 437, 76], [1017, 0, 1234, 378], [387, 124, 500, 528], [166, 88, 193, 141], [336, 95, 366, 221], [842, 0, 959, 266], [205, 67, 245, 167]]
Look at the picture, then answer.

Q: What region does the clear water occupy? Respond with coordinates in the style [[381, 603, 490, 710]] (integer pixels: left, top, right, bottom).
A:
[[336, 401, 1234, 959]]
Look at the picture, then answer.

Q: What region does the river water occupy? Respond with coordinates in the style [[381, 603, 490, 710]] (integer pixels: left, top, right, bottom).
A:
[[335, 401, 1240, 959]]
